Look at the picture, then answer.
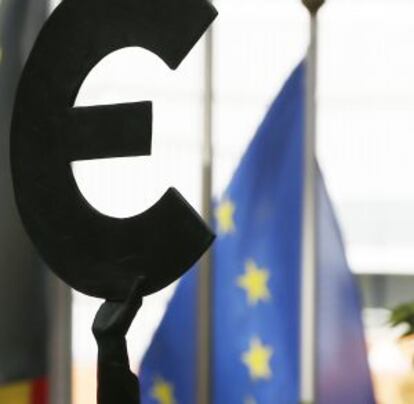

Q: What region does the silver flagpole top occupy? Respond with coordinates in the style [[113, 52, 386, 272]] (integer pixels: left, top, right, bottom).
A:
[[302, 0, 325, 15], [300, 1, 324, 403]]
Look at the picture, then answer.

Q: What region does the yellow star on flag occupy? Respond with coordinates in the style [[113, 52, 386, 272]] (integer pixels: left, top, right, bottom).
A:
[[237, 260, 271, 305], [151, 377, 176, 404], [242, 337, 273, 380], [244, 396, 257, 404], [215, 198, 236, 234]]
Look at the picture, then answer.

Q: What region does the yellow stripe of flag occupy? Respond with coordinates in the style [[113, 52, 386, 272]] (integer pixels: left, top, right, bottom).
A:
[[0, 380, 32, 404]]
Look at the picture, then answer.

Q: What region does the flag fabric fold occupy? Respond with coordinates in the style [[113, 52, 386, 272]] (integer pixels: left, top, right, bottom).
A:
[[139, 62, 375, 404], [316, 173, 374, 403]]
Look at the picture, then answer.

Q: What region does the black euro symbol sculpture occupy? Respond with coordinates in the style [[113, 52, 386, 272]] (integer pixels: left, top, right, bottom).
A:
[[10, 0, 217, 402]]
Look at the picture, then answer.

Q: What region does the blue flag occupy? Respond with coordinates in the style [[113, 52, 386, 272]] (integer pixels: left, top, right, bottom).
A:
[[139, 63, 375, 404]]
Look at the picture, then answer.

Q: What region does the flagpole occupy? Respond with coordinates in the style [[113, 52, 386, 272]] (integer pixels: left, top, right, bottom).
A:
[[300, 1, 324, 404], [48, 275, 72, 404], [46, 3, 72, 402], [197, 20, 214, 404]]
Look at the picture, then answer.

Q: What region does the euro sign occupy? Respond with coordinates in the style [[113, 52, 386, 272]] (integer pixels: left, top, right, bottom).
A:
[[10, 0, 217, 300]]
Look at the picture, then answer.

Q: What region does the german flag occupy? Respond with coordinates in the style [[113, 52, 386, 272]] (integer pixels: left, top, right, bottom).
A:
[[0, 0, 48, 401], [0, 379, 48, 404]]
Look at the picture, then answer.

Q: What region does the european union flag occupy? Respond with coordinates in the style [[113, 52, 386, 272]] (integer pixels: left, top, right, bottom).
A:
[[139, 63, 375, 404]]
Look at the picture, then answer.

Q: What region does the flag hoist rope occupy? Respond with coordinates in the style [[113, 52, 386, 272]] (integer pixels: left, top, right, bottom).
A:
[[197, 19, 214, 404], [300, 1, 324, 404]]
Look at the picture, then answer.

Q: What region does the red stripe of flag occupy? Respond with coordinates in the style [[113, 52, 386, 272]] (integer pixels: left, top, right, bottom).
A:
[[32, 378, 48, 404]]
